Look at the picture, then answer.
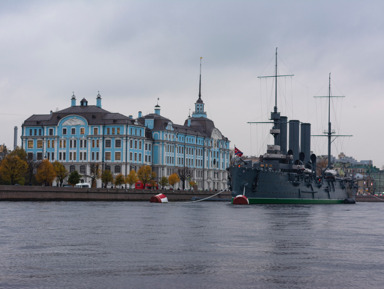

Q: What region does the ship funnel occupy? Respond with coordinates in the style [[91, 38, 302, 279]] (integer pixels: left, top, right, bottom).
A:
[[278, 116, 288, 154], [300, 123, 311, 164], [289, 120, 300, 161]]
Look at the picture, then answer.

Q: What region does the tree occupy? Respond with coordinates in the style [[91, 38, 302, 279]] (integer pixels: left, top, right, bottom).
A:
[[159, 176, 169, 189], [52, 161, 68, 186], [0, 155, 28, 185], [101, 170, 113, 188], [126, 170, 138, 188], [168, 173, 180, 189], [137, 165, 154, 186], [36, 160, 57, 186], [68, 170, 81, 186], [114, 173, 125, 188], [316, 158, 328, 176], [9, 147, 27, 161], [189, 180, 197, 190], [89, 163, 101, 188]]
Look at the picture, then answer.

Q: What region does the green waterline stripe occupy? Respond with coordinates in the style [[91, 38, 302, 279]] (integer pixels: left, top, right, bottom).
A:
[[232, 197, 345, 204]]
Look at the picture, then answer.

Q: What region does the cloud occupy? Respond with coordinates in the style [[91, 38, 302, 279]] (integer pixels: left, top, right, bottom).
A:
[[1, 0, 384, 167]]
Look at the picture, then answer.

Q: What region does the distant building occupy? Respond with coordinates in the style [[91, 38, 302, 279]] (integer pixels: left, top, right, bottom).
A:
[[21, 73, 230, 189]]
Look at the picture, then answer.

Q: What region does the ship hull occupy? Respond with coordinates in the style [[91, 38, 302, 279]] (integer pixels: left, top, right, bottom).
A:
[[228, 166, 356, 204]]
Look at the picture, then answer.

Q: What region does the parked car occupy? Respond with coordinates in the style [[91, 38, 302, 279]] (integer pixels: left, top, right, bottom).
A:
[[75, 183, 91, 188]]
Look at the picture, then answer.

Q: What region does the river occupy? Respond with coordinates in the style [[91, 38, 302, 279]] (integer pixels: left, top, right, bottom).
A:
[[0, 201, 383, 288]]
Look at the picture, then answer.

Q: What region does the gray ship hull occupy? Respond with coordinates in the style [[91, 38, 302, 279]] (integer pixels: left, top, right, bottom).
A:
[[228, 165, 356, 204]]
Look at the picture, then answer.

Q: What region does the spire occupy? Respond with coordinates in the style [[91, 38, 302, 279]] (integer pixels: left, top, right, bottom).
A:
[[71, 92, 76, 107], [154, 98, 160, 115], [198, 57, 202, 102], [192, 57, 207, 118], [96, 91, 102, 108]]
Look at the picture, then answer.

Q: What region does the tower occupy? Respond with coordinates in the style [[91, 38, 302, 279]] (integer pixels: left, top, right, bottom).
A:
[[96, 91, 102, 108], [71, 92, 76, 107], [14, 126, 18, 149], [192, 57, 207, 118]]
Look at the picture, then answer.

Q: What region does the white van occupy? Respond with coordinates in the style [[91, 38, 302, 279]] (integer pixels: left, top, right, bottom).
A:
[[75, 183, 91, 188]]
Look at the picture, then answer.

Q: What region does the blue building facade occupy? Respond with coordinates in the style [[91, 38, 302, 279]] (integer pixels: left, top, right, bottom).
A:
[[22, 83, 230, 190]]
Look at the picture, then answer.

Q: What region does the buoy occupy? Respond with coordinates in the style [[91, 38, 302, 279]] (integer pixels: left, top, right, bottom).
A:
[[232, 194, 249, 205], [150, 193, 168, 203]]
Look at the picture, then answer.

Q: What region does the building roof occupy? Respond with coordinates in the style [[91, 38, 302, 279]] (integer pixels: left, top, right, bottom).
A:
[[23, 103, 136, 127]]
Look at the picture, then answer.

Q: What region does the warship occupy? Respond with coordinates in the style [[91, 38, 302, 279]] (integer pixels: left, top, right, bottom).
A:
[[227, 49, 356, 204]]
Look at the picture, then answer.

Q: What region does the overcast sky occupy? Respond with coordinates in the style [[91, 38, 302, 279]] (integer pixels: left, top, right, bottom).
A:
[[1, 0, 383, 167]]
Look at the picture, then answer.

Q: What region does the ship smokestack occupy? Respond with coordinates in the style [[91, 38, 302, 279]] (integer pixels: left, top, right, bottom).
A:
[[300, 123, 311, 164], [289, 120, 300, 161], [279, 116, 288, 154]]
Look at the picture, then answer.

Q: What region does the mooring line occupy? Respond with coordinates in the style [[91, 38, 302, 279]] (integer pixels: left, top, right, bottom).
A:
[[185, 190, 227, 203]]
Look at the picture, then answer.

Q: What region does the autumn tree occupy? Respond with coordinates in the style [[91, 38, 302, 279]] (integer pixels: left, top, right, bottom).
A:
[[36, 160, 57, 186], [101, 170, 114, 188], [159, 176, 169, 189], [52, 161, 68, 186], [189, 180, 197, 190], [114, 173, 125, 188], [168, 173, 180, 189], [89, 163, 101, 188], [316, 158, 328, 176], [137, 165, 154, 186], [68, 170, 81, 186], [0, 155, 28, 185], [9, 147, 27, 160], [126, 170, 138, 189]]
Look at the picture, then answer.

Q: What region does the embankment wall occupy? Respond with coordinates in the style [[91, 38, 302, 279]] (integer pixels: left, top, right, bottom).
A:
[[0, 185, 231, 202]]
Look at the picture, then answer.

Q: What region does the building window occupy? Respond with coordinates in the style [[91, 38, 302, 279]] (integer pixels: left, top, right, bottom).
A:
[[80, 165, 86, 174], [107, 128, 110, 135], [93, 127, 98, 135], [130, 152, 132, 161], [28, 140, 33, 149], [105, 152, 111, 161], [71, 128, 76, 135], [117, 128, 120, 134], [49, 128, 54, 136], [115, 151, 121, 161], [70, 165, 75, 173], [112, 128, 115, 135], [115, 166, 121, 174], [37, 152, 43, 160], [27, 153, 33, 160], [139, 141, 142, 150], [105, 165, 111, 171], [37, 140, 43, 149], [80, 127, 85, 135], [130, 139, 133, 148], [105, 139, 111, 148], [115, 139, 121, 148], [63, 128, 67, 135]]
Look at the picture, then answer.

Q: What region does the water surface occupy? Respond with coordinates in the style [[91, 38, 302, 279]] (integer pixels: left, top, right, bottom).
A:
[[0, 202, 383, 288]]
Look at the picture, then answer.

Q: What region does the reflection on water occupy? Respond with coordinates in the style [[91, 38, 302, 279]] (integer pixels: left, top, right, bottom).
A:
[[0, 202, 383, 289]]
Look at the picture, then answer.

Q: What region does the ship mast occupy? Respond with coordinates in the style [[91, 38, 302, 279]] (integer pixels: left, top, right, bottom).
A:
[[314, 73, 351, 169], [256, 48, 294, 146]]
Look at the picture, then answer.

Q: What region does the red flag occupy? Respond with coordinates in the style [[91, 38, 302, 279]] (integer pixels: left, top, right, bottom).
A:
[[234, 147, 243, 157]]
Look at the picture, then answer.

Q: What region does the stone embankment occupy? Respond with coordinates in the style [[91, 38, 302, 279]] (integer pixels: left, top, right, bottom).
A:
[[0, 185, 232, 202], [355, 195, 384, 202]]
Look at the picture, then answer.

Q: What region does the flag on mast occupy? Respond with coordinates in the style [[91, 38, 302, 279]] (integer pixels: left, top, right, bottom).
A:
[[234, 147, 243, 157]]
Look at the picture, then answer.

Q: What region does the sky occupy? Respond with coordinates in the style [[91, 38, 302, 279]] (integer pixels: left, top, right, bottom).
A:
[[1, 0, 384, 167]]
